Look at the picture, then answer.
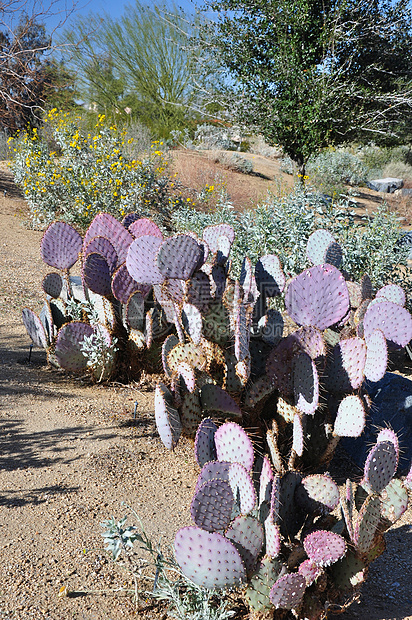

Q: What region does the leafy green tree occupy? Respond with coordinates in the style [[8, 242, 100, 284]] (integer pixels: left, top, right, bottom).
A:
[[203, 0, 412, 176]]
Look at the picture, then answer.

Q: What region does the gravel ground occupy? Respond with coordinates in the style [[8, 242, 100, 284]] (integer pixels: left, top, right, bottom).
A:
[[0, 161, 411, 620]]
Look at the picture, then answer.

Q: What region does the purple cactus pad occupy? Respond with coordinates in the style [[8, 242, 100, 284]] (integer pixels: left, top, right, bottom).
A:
[[82, 252, 113, 298], [22, 307, 48, 349], [255, 254, 286, 297], [376, 284, 406, 306], [293, 352, 319, 415], [41, 221, 82, 270], [364, 440, 397, 494], [214, 422, 254, 471], [259, 456, 274, 507], [190, 478, 234, 532], [376, 428, 399, 468], [200, 384, 242, 417], [292, 326, 326, 359], [54, 322, 94, 371], [126, 235, 164, 285], [180, 391, 203, 438], [269, 573, 306, 610], [229, 462, 256, 514], [333, 395, 366, 438], [295, 474, 340, 514], [84, 236, 118, 273], [157, 234, 204, 280], [364, 329, 387, 383], [225, 515, 264, 573], [285, 264, 350, 330], [174, 526, 246, 589], [196, 461, 231, 493], [303, 530, 346, 567], [203, 224, 235, 253], [298, 559, 323, 586], [195, 418, 218, 467], [154, 382, 182, 450], [83, 213, 133, 264], [326, 337, 367, 392], [266, 335, 302, 395], [42, 272, 63, 299], [306, 229, 339, 266], [363, 300, 412, 347], [128, 217, 163, 239]]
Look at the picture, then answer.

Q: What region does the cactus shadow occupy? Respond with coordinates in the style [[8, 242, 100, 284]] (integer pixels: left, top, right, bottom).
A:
[[0, 484, 79, 507], [0, 418, 117, 474], [341, 523, 412, 619]]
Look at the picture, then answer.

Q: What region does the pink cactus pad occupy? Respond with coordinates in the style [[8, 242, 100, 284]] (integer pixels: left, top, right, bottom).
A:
[[285, 264, 350, 330], [363, 300, 412, 347], [203, 224, 235, 253], [269, 573, 306, 610], [303, 530, 346, 567], [214, 422, 254, 471], [376, 284, 406, 306], [364, 329, 387, 383], [333, 395, 366, 437], [128, 218, 163, 239], [229, 462, 256, 514]]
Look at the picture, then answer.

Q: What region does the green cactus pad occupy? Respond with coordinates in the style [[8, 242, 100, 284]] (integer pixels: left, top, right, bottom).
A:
[[346, 281, 362, 309], [42, 272, 63, 299], [167, 342, 207, 374], [154, 382, 182, 450], [174, 526, 246, 589], [41, 221, 82, 270], [269, 573, 306, 610], [293, 351, 319, 415], [190, 478, 234, 532], [245, 556, 286, 612], [364, 440, 397, 494], [380, 478, 408, 524], [225, 515, 264, 574], [303, 530, 346, 567], [214, 422, 254, 470], [333, 395, 366, 438], [22, 307, 48, 349], [330, 551, 366, 589], [295, 474, 340, 515], [354, 495, 381, 555], [54, 321, 93, 371], [202, 301, 230, 346]]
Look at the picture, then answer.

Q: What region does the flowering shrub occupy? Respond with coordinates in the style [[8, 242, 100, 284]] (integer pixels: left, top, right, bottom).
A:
[[8, 110, 175, 229]]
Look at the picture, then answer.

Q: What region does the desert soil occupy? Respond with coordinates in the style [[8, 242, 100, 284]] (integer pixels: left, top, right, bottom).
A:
[[0, 152, 411, 620]]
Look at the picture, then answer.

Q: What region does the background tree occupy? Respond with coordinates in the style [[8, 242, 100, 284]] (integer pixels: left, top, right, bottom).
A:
[[202, 0, 412, 176], [63, 1, 221, 136]]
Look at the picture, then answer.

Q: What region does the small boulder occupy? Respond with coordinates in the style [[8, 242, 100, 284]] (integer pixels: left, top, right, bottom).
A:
[[342, 372, 412, 474], [367, 178, 404, 193]]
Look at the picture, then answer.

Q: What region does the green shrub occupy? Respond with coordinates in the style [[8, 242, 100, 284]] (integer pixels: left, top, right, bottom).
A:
[[173, 187, 411, 297], [382, 161, 412, 182], [307, 149, 368, 189]]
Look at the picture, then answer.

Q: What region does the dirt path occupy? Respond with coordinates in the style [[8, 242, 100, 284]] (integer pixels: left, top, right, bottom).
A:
[[0, 160, 411, 619]]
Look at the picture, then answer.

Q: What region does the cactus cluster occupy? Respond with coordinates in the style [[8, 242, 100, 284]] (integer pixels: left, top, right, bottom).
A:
[[23, 213, 412, 614], [175, 420, 411, 618]]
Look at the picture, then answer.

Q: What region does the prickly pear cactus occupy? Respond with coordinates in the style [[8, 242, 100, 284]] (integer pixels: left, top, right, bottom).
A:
[[174, 421, 411, 619]]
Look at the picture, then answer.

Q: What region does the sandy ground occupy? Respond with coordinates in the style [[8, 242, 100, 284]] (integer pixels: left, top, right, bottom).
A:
[[0, 156, 411, 619]]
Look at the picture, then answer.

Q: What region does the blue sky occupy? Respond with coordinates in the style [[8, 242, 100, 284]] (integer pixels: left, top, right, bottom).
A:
[[32, 0, 204, 35]]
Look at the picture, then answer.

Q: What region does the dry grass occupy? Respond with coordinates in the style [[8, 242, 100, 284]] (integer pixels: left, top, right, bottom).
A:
[[169, 148, 293, 211]]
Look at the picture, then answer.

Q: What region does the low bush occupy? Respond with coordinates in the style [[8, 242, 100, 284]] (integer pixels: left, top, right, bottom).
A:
[[8, 110, 174, 230], [307, 149, 369, 190]]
